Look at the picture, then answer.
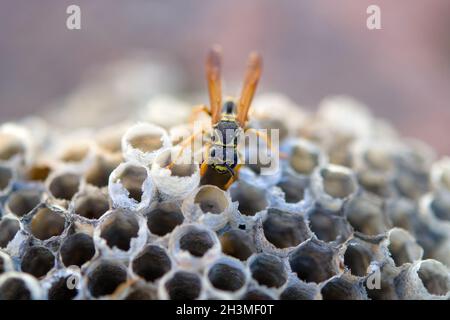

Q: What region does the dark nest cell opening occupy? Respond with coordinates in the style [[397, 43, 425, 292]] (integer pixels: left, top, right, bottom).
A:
[[157, 151, 196, 177], [280, 283, 316, 300], [165, 271, 202, 300], [87, 261, 128, 298], [343, 241, 372, 277], [179, 229, 214, 257], [194, 187, 228, 214], [118, 165, 147, 202], [242, 289, 274, 300], [289, 240, 337, 283], [277, 177, 305, 204], [48, 276, 78, 300], [7, 190, 41, 217], [132, 245, 171, 282], [0, 278, 32, 300], [147, 207, 184, 236], [290, 145, 319, 175], [48, 173, 81, 201], [100, 210, 139, 251], [0, 258, 5, 274], [124, 287, 156, 300], [0, 218, 20, 248], [60, 233, 95, 267], [208, 262, 246, 292], [85, 155, 120, 188], [430, 192, 450, 221], [60, 144, 90, 163], [263, 208, 309, 248], [250, 253, 287, 288], [0, 166, 13, 191], [387, 233, 421, 267], [30, 208, 65, 240], [220, 229, 256, 261], [27, 163, 52, 181], [74, 192, 110, 220], [129, 133, 163, 153], [21, 246, 55, 278], [417, 263, 449, 296], [345, 195, 387, 236], [321, 276, 365, 300], [320, 168, 356, 199], [308, 207, 351, 243], [230, 184, 268, 216], [0, 133, 25, 161]]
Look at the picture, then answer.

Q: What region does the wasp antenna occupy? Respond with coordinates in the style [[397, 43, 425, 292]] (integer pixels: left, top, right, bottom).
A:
[[236, 51, 263, 127], [206, 46, 223, 125]]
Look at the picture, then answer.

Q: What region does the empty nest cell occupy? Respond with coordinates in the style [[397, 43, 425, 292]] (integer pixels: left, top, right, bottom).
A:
[[146, 206, 184, 236], [207, 260, 246, 292], [220, 229, 256, 261], [319, 166, 357, 199], [289, 142, 321, 175], [345, 193, 387, 236], [343, 240, 373, 277], [99, 209, 139, 251], [164, 271, 202, 300], [0, 218, 20, 248], [417, 261, 450, 296], [230, 183, 268, 216], [132, 245, 172, 282], [263, 208, 309, 248], [6, 189, 42, 217], [0, 132, 25, 161], [0, 277, 33, 300], [387, 229, 423, 267], [276, 176, 306, 204], [30, 207, 66, 241], [48, 172, 81, 201], [60, 233, 96, 267], [0, 165, 13, 192], [47, 275, 79, 300], [194, 186, 229, 214], [85, 154, 121, 188], [308, 207, 352, 243], [321, 275, 366, 300], [289, 239, 338, 283], [250, 253, 287, 288], [20, 246, 55, 278], [179, 228, 215, 257], [87, 261, 128, 298], [241, 289, 274, 300], [116, 165, 147, 203], [73, 190, 110, 220]]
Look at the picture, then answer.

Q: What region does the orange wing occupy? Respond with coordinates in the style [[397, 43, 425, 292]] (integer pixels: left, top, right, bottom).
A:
[[236, 52, 262, 127], [206, 46, 223, 125]]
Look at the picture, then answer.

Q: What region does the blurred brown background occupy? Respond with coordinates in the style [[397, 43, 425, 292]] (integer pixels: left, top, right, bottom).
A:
[[0, 0, 449, 153]]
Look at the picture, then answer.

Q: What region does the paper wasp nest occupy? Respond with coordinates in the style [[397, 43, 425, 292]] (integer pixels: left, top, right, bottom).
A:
[[0, 67, 449, 300]]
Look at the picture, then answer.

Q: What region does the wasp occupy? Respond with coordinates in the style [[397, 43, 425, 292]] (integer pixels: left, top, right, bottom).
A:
[[169, 46, 271, 190]]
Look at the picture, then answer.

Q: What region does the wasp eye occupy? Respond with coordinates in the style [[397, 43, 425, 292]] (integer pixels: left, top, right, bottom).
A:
[[210, 149, 216, 157], [211, 135, 215, 142]]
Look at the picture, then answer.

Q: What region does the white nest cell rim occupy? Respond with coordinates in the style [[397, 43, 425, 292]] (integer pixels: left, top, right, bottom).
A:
[[121, 122, 171, 165]]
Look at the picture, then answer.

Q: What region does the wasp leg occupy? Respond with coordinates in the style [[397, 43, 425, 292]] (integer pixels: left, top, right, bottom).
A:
[[189, 104, 211, 124], [166, 128, 206, 170], [223, 164, 242, 190], [244, 128, 288, 159], [199, 142, 212, 176], [200, 161, 209, 176]]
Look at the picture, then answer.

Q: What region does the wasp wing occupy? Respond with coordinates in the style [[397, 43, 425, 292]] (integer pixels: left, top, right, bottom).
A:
[[236, 52, 262, 127], [206, 46, 223, 125]]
